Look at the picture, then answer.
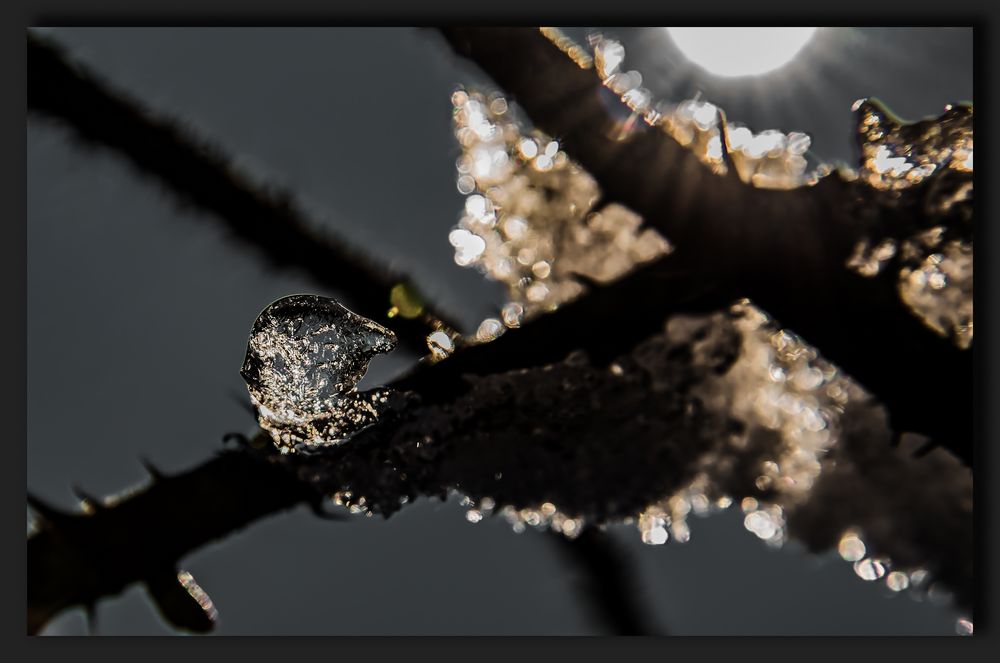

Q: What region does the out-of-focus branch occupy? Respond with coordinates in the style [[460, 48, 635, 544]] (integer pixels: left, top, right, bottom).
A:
[[436, 27, 973, 466], [549, 527, 666, 635], [27, 31, 459, 354]]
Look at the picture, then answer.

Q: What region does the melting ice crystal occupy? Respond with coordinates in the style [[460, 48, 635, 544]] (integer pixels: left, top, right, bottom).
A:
[[241, 295, 397, 453]]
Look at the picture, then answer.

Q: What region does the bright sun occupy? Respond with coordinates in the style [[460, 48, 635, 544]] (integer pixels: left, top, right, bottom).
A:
[[666, 27, 818, 78]]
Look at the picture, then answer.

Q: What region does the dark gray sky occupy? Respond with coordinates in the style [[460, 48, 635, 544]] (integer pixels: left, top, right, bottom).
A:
[[28, 27, 971, 635]]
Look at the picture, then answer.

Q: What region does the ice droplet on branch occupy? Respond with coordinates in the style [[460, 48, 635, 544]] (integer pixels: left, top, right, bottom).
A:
[[241, 295, 398, 453]]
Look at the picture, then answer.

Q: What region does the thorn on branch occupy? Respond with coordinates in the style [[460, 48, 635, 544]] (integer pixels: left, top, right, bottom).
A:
[[71, 485, 104, 514], [139, 457, 168, 483], [27, 492, 72, 527]]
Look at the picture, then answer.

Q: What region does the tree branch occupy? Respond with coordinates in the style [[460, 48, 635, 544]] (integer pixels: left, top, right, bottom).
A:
[[27, 28, 974, 635], [436, 27, 973, 465], [29, 302, 972, 632], [28, 450, 313, 634], [26, 256, 731, 634], [27, 31, 460, 354], [549, 527, 666, 635]]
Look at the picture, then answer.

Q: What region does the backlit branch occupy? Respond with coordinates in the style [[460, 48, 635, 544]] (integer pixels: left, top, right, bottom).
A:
[[29, 315, 972, 632], [437, 27, 973, 465], [27, 28, 974, 636], [27, 32, 460, 354]]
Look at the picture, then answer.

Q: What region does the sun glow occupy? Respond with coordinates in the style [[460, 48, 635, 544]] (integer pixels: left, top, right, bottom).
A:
[[666, 27, 818, 77]]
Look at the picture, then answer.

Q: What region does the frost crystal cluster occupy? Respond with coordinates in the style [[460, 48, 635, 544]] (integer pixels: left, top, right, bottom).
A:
[[588, 32, 973, 347], [454, 300, 967, 619], [241, 295, 398, 453], [590, 34, 818, 190], [450, 89, 671, 322], [853, 99, 972, 190], [848, 100, 973, 348]]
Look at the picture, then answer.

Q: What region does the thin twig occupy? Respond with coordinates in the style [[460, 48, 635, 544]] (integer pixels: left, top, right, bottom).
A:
[[27, 32, 460, 354]]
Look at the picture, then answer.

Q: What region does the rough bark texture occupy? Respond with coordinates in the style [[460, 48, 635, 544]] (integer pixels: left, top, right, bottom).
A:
[[437, 28, 973, 466], [27, 28, 974, 635]]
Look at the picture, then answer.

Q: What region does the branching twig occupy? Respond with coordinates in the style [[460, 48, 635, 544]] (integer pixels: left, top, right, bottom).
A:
[[29, 335, 972, 632], [26, 256, 731, 634], [436, 27, 973, 465], [27, 28, 974, 635], [27, 32, 460, 354], [28, 450, 313, 634]]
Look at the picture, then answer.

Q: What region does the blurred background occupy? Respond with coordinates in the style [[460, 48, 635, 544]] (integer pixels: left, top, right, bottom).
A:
[[27, 27, 972, 635]]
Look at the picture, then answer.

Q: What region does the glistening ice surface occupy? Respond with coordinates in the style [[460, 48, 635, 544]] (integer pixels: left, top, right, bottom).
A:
[[241, 295, 398, 452]]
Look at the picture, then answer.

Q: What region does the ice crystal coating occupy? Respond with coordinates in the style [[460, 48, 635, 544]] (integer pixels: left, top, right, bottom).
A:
[[281, 299, 970, 612], [241, 295, 398, 452], [450, 89, 671, 319], [853, 99, 972, 190], [426, 329, 456, 361], [588, 35, 816, 189], [585, 36, 973, 349], [846, 99, 974, 348], [898, 237, 973, 348]]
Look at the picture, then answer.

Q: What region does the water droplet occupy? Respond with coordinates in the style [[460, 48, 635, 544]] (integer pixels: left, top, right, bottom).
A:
[[476, 318, 505, 343], [670, 520, 691, 543], [465, 194, 490, 219], [744, 510, 778, 540], [518, 138, 538, 159], [594, 39, 625, 78], [426, 330, 455, 360], [853, 558, 887, 581], [909, 569, 929, 587], [502, 302, 525, 328], [525, 282, 550, 303], [456, 175, 476, 194], [642, 525, 668, 545], [502, 216, 528, 240], [489, 97, 508, 115], [241, 295, 398, 452], [622, 87, 652, 113], [605, 70, 642, 94], [786, 131, 811, 155], [886, 571, 910, 592], [955, 617, 973, 636], [449, 228, 487, 266], [838, 531, 866, 561]]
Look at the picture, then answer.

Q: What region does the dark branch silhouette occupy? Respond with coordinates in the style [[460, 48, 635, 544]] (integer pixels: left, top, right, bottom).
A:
[[29, 307, 972, 633], [27, 32, 460, 355], [27, 28, 973, 635], [28, 451, 312, 634], [549, 527, 666, 635], [436, 27, 973, 466], [27, 255, 728, 634]]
